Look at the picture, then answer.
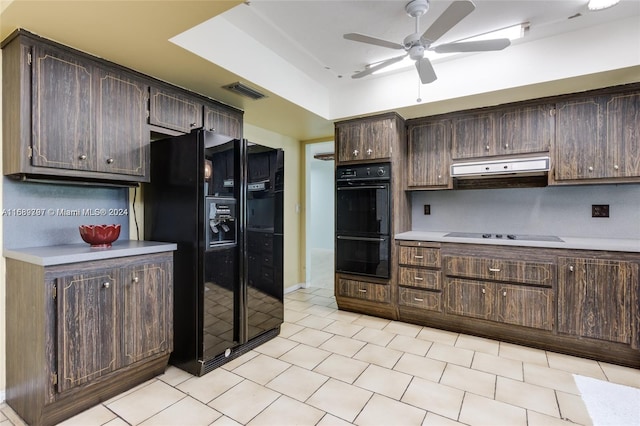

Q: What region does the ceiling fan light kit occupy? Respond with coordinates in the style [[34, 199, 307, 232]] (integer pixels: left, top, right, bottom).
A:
[[587, 0, 621, 11], [343, 0, 512, 84]]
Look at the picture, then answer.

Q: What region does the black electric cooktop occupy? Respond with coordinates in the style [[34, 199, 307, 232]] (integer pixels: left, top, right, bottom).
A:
[[444, 232, 564, 242]]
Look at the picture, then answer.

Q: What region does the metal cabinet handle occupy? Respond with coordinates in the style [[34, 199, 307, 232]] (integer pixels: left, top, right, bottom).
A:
[[614, 165, 619, 170], [102, 282, 110, 289], [106, 158, 114, 164], [132, 276, 139, 283], [481, 288, 486, 294], [358, 288, 367, 293], [414, 297, 424, 302], [414, 255, 424, 259], [489, 268, 501, 272], [79, 154, 87, 160], [569, 265, 574, 272], [414, 277, 424, 281], [366, 148, 373, 155], [353, 149, 359, 157], [485, 145, 490, 150], [190, 122, 197, 127], [503, 291, 507, 296], [588, 166, 594, 172], [504, 144, 509, 149]]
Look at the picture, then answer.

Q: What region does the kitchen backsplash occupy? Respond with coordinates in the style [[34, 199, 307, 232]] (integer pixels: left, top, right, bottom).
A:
[[3, 178, 130, 249], [411, 184, 640, 239]]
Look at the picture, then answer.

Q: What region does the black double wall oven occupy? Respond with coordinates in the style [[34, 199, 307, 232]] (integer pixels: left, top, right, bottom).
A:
[[336, 163, 391, 279]]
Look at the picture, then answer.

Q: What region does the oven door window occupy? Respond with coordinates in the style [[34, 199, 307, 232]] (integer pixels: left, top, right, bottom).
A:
[[336, 184, 390, 236], [335, 236, 390, 278]]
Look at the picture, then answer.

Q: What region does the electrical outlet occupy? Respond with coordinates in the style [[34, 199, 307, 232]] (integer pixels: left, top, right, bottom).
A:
[[424, 204, 431, 215], [592, 204, 609, 218]]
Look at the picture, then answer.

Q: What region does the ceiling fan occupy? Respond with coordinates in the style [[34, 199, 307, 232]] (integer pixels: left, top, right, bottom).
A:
[[344, 0, 511, 84]]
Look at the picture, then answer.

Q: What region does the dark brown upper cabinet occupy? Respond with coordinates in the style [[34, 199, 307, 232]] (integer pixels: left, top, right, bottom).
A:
[[336, 114, 401, 164], [555, 91, 640, 183], [407, 119, 451, 189], [149, 86, 203, 134], [2, 30, 150, 183], [204, 103, 243, 139]]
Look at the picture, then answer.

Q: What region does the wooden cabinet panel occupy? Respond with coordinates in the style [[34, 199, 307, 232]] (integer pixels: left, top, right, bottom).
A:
[[497, 104, 553, 155], [605, 92, 640, 178], [337, 278, 390, 303], [399, 288, 441, 312], [398, 267, 440, 290], [32, 45, 93, 171], [558, 257, 636, 344], [444, 256, 554, 287], [451, 113, 495, 159], [336, 121, 362, 163], [96, 70, 148, 177], [204, 104, 242, 139], [56, 270, 118, 392], [496, 284, 553, 330], [398, 246, 441, 268], [407, 120, 450, 188], [149, 86, 203, 133], [445, 279, 492, 320], [363, 118, 394, 160], [122, 261, 172, 365], [555, 98, 602, 180]]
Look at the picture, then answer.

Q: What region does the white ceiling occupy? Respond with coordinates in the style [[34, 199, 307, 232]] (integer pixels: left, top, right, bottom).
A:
[[1, 0, 639, 141], [171, 0, 640, 126]]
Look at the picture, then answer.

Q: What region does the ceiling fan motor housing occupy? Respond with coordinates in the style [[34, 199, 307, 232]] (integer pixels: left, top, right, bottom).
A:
[[406, 0, 429, 18]]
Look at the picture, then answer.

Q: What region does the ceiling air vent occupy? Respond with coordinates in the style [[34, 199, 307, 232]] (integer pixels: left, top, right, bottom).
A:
[[222, 82, 267, 100]]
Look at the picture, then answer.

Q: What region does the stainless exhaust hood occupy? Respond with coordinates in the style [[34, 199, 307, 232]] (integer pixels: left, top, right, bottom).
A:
[[451, 156, 550, 179]]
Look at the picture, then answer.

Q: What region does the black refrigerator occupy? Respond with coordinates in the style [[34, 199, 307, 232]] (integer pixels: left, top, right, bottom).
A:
[[144, 129, 284, 376]]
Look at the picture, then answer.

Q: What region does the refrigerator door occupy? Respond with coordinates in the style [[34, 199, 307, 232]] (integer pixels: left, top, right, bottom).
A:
[[245, 144, 284, 342]]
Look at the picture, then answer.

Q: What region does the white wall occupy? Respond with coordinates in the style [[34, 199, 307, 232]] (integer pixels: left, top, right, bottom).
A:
[[309, 158, 335, 251]]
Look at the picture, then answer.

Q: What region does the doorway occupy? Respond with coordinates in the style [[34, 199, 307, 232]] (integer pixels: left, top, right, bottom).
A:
[[305, 141, 335, 289]]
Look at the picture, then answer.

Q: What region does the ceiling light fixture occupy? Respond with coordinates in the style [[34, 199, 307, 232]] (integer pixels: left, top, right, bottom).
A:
[[371, 22, 528, 76], [587, 0, 620, 11]]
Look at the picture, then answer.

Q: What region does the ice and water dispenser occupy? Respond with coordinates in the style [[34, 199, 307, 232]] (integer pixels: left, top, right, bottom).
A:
[[205, 197, 236, 247]]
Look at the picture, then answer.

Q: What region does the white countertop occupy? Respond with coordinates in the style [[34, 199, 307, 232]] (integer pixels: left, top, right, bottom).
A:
[[4, 240, 178, 266], [395, 231, 640, 253]]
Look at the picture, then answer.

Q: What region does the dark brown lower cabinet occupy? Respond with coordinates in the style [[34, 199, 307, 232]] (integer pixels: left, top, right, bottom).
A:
[[6, 252, 173, 426], [558, 257, 637, 345]]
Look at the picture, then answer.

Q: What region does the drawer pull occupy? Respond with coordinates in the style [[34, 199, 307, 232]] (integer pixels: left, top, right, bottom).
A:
[[358, 289, 367, 293], [102, 282, 110, 289], [489, 268, 501, 272], [482, 288, 486, 294], [503, 291, 507, 296], [414, 255, 424, 259], [414, 297, 424, 302], [414, 277, 424, 281]]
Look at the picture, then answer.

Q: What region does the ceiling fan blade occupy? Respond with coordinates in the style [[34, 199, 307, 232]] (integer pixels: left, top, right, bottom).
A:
[[352, 54, 408, 79], [343, 33, 404, 50], [421, 0, 476, 44], [415, 57, 437, 84], [434, 38, 511, 53]]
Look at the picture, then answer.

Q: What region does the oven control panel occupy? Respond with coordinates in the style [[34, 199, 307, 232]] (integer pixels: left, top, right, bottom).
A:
[[336, 163, 391, 181]]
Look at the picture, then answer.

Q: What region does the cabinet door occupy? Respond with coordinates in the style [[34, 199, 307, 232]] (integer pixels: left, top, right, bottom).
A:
[[555, 98, 603, 180], [336, 122, 363, 163], [445, 279, 492, 320], [605, 92, 640, 178], [362, 118, 393, 161], [32, 45, 93, 171], [496, 284, 553, 330], [96, 69, 149, 177], [122, 261, 172, 365], [56, 270, 118, 392], [149, 86, 203, 133], [558, 257, 635, 344], [337, 278, 390, 303], [407, 120, 450, 188], [497, 104, 554, 155], [204, 104, 242, 139], [451, 113, 496, 159]]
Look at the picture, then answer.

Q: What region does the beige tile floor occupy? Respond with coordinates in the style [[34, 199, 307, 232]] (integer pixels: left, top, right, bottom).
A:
[[2, 250, 639, 426]]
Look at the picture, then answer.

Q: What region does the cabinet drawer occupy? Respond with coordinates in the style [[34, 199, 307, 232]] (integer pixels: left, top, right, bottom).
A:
[[337, 279, 390, 303], [398, 246, 441, 268], [444, 256, 554, 286], [398, 288, 441, 312], [398, 267, 441, 290]]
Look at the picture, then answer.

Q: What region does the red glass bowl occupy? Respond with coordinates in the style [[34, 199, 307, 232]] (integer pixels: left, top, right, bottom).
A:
[[79, 224, 121, 248]]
